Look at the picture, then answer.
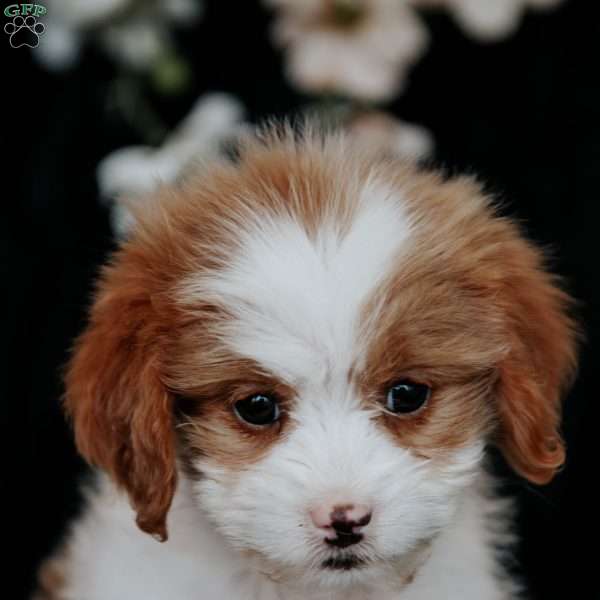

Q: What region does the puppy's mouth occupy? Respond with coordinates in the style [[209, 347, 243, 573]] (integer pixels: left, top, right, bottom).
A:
[[321, 555, 367, 571]]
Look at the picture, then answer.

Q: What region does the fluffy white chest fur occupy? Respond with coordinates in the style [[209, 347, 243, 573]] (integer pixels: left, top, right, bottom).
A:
[[55, 471, 515, 600]]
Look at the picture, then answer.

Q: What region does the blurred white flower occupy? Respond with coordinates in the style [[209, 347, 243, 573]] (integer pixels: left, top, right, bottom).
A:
[[97, 93, 246, 237], [37, 20, 82, 71], [101, 18, 166, 70], [412, 0, 564, 41], [164, 0, 205, 21], [266, 0, 428, 102], [34, 0, 203, 71], [32, 0, 127, 70], [347, 111, 434, 160]]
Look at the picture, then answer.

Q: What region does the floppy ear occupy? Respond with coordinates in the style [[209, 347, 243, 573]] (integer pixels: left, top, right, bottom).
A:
[[495, 237, 578, 485], [64, 255, 176, 541]]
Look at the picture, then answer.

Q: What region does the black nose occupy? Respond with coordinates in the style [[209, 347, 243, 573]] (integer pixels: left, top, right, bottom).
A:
[[325, 512, 372, 548]]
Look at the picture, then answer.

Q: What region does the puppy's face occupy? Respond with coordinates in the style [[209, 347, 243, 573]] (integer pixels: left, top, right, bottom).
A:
[[65, 132, 577, 591]]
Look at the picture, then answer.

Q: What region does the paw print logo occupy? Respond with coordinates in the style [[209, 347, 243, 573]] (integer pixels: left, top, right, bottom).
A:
[[4, 15, 45, 48]]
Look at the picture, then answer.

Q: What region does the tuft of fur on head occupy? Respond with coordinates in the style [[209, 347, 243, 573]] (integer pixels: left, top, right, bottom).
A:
[[63, 123, 578, 589]]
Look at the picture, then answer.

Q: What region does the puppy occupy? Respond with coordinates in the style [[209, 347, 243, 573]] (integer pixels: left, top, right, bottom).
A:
[[35, 127, 577, 600]]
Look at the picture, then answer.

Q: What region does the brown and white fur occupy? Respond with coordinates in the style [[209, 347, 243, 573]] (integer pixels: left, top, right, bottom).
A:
[[36, 127, 577, 600]]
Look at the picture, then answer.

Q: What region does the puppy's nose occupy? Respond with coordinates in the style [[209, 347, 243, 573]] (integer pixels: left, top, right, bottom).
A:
[[310, 503, 372, 548]]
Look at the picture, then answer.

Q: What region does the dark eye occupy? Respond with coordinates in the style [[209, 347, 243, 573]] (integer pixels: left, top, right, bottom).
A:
[[386, 380, 430, 414], [234, 394, 280, 426]]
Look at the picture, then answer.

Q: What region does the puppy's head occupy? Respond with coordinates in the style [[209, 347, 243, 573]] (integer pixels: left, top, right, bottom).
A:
[[65, 129, 577, 589]]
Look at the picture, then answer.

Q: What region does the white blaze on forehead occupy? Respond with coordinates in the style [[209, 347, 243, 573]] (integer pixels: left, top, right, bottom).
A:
[[189, 180, 414, 384]]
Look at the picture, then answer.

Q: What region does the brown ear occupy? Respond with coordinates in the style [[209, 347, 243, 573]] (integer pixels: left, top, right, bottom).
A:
[[495, 238, 578, 485], [64, 255, 176, 541]]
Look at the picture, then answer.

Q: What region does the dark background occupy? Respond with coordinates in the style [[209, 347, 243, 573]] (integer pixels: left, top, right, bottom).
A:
[[4, 0, 596, 598]]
